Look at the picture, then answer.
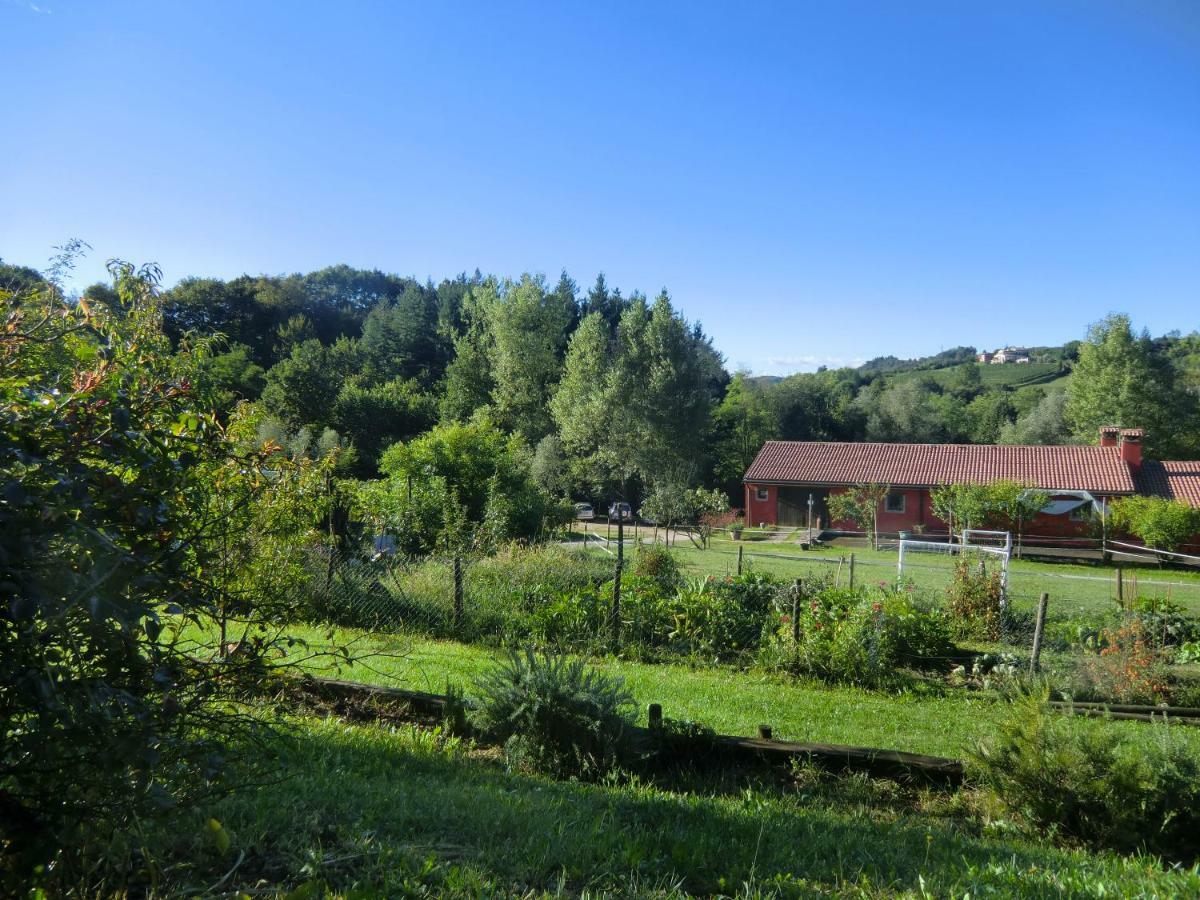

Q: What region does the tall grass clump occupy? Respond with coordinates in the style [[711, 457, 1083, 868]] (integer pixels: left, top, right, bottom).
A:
[[471, 650, 635, 778]]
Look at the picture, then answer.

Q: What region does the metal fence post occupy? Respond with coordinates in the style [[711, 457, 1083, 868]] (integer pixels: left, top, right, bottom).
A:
[[737, 544, 744, 576]]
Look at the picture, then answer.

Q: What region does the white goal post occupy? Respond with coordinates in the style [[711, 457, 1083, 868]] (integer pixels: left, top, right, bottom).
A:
[[898, 533, 1012, 609]]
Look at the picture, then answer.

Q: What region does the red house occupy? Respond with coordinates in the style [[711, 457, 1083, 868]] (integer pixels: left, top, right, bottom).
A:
[[743, 428, 1200, 542]]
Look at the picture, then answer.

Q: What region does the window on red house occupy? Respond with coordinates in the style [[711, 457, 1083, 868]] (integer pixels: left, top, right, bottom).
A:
[[756, 488, 768, 501], [885, 493, 906, 513]]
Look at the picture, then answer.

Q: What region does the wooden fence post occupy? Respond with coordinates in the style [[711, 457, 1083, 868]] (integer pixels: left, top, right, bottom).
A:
[[791, 580, 801, 645], [849, 553, 856, 590], [1030, 592, 1049, 673], [758, 724, 773, 740], [453, 555, 464, 629], [1116, 567, 1124, 610], [648, 702, 663, 731], [737, 544, 744, 576]]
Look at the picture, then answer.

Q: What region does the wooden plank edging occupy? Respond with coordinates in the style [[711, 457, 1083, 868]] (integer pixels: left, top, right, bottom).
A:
[[289, 674, 964, 784]]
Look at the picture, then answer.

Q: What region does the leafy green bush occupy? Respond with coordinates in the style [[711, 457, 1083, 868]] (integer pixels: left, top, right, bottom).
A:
[[1110, 496, 1200, 553], [972, 684, 1200, 861], [661, 577, 770, 661], [1124, 596, 1200, 650], [530, 572, 776, 662], [631, 544, 682, 594], [945, 557, 1002, 640], [470, 650, 635, 778], [766, 585, 955, 685]]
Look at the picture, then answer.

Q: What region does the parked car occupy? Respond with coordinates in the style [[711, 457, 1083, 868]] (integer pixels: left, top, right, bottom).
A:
[[608, 501, 633, 521], [574, 502, 595, 520]]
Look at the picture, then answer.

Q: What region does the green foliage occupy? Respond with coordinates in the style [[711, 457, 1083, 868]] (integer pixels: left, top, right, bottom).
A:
[[711, 372, 777, 492], [197, 342, 266, 411], [375, 421, 547, 551], [826, 483, 888, 544], [973, 684, 1200, 861], [359, 282, 446, 385], [0, 260, 321, 884], [471, 650, 635, 778], [1067, 313, 1197, 457], [930, 480, 1048, 535], [487, 274, 576, 444], [999, 387, 1070, 445], [551, 295, 718, 497], [945, 557, 1003, 640], [531, 570, 779, 662], [632, 544, 683, 594], [260, 336, 361, 430], [330, 376, 435, 473], [768, 585, 955, 685], [1110, 495, 1200, 552]]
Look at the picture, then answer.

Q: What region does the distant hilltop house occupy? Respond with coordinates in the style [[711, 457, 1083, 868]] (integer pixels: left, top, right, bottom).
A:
[[742, 428, 1200, 544], [977, 346, 1031, 364]]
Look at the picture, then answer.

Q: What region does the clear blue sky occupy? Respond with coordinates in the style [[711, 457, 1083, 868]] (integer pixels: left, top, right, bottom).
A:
[[3, 1, 1198, 375]]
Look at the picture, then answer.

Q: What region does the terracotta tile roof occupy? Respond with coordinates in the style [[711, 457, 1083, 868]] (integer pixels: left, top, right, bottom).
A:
[[743, 441, 1138, 494], [1134, 460, 1200, 508]]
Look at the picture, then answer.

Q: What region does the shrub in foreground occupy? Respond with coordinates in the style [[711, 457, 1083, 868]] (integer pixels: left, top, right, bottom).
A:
[[972, 684, 1200, 861], [471, 650, 635, 778]]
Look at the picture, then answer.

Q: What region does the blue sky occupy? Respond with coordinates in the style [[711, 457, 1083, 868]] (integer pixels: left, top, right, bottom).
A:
[[3, 1, 1198, 375]]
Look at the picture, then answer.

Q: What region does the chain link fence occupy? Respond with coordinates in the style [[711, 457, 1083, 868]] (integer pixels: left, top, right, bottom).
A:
[[279, 530, 1200, 703]]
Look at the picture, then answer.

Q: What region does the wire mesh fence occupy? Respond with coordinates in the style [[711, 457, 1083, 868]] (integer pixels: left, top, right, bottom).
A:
[[276, 529, 1200, 703]]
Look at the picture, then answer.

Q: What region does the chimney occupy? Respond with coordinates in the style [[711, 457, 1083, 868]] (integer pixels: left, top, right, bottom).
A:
[[1098, 426, 1119, 447], [1119, 429, 1143, 471]]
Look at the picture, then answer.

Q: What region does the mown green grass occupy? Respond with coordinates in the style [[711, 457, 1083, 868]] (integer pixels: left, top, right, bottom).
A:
[[274, 629, 1200, 761], [150, 715, 1200, 897]]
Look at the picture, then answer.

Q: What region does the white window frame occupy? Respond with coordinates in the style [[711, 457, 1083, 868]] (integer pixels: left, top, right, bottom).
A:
[[756, 488, 769, 502], [884, 492, 906, 514]]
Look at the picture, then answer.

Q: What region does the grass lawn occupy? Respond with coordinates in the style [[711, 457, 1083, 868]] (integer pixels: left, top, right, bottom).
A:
[[149, 714, 1200, 897], [273, 629, 1200, 761]]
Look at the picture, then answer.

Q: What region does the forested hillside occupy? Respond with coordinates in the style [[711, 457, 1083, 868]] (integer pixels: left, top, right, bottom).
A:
[[6, 256, 1200, 511]]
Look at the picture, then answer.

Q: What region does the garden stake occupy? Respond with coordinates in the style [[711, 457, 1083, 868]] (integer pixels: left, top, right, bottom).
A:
[[1030, 592, 1048, 673]]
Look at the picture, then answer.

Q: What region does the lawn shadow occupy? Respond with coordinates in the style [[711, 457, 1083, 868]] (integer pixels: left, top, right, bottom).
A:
[[203, 719, 1174, 897]]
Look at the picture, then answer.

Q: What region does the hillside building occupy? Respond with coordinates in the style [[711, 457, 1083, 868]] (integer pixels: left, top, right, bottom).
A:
[[743, 428, 1200, 546]]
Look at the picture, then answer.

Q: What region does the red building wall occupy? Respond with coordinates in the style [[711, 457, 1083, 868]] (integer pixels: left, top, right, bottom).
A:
[[745, 484, 777, 528], [744, 482, 1107, 539]]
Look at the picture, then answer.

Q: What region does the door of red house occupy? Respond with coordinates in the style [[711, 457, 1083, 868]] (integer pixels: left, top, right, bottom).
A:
[[777, 487, 826, 528]]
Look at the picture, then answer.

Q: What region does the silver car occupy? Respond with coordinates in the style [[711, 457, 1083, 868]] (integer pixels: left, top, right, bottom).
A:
[[574, 502, 595, 521]]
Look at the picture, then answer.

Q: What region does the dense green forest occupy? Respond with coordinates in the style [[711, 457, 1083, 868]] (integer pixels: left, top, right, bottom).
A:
[[5, 256, 1200, 515]]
